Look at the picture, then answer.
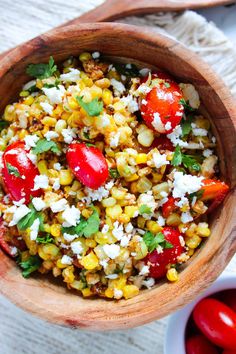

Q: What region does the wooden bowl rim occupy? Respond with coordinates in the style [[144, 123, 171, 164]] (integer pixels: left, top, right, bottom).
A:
[[0, 22, 235, 330]]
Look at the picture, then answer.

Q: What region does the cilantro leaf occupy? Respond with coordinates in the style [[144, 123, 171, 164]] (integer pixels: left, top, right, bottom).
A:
[[62, 208, 100, 238], [109, 168, 120, 179], [83, 131, 90, 140], [62, 217, 88, 235], [36, 234, 54, 244], [0, 120, 9, 131], [32, 139, 60, 155], [112, 63, 140, 77], [17, 204, 43, 231], [180, 116, 194, 137], [143, 231, 173, 253], [139, 204, 152, 215], [26, 56, 57, 80], [189, 189, 204, 201], [6, 163, 21, 178], [164, 82, 171, 88], [179, 98, 195, 112], [76, 96, 103, 117], [18, 255, 42, 278], [171, 145, 182, 166], [171, 145, 201, 172]]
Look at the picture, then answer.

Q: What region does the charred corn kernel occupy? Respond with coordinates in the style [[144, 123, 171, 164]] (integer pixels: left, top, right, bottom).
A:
[[137, 216, 146, 229], [71, 180, 81, 191], [196, 223, 211, 237], [90, 85, 103, 99], [68, 96, 79, 110], [125, 174, 139, 182], [56, 259, 68, 269], [81, 208, 92, 218], [123, 285, 139, 299], [0, 138, 6, 151], [114, 112, 126, 126], [137, 128, 154, 147], [59, 169, 73, 185], [36, 79, 43, 89], [80, 252, 99, 270], [166, 213, 181, 226], [42, 117, 57, 127], [79, 52, 92, 62], [81, 288, 93, 297], [38, 244, 59, 261], [47, 169, 59, 179], [192, 200, 208, 214], [167, 268, 179, 282], [136, 176, 152, 193], [124, 206, 138, 218], [152, 172, 163, 183], [61, 112, 70, 121], [18, 129, 28, 140], [52, 267, 61, 277], [85, 239, 97, 248], [187, 248, 195, 257], [70, 280, 86, 291], [105, 288, 114, 298], [130, 182, 138, 194], [186, 223, 197, 237], [21, 251, 30, 262], [146, 220, 163, 233], [20, 90, 29, 97], [62, 266, 75, 283], [95, 78, 110, 89], [102, 89, 113, 105], [119, 127, 132, 144], [51, 224, 61, 237], [185, 235, 202, 249], [106, 205, 122, 219], [55, 119, 67, 133], [111, 187, 126, 200], [178, 223, 187, 233], [43, 224, 51, 233], [113, 101, 125, 112], [195, 116, 210, 129], [95, 232, 116, 245], [23, 95, 34, 105], [152, 182, 169, 199], [37, 160, 48, 175], [134, 239, 148, 260], [101, 197, 116, 208], [136, 153, 148, 164], [118, 214, 130, 224], [4, 105, 16, 121]]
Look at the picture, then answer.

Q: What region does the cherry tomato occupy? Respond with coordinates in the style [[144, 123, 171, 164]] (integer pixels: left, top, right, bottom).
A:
[[140, 73, 184, 134], [66, 142, 109, 190], [223, 350, 236, 354], [219, 290, 236, 313], [0, 218, 26, 257], [193, 298, 236, 350], [162, 196, 178, 218], [200, 179, 229, 213], [2, 141, 42, 203], [151, 136, 174, 151], [144, 226, 184, 279], [186, 335, 219, 354]]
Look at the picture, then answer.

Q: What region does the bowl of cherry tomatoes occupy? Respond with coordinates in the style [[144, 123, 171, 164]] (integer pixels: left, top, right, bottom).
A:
[[164, 273, 236, 354]]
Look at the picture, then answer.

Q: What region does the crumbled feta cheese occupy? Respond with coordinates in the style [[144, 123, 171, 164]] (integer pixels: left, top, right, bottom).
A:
[[142, 99, 148, 105], [62, 127, 76, 144], [53, 162, 61, 170], [137, 84, 151, 95], [105, 274, 118, 279], [71, 240, 83, 255], [156, 245, 164, 254], [179, 236, 185, 247], [112, 221, 124, 241], [13, 198, 26, 207], [10, 247, 18, 256], [110, 79, 126, 96], [44, 131, 59, 141], [203, 149, 213, 157], [29, 218, 40, 241], [152, 112, 165, 133], [42, 85, 65, 105], [24, 134, 39, 150], [8, 204, 31, 226], [167, 125, 188, 147], [120, 235, 131, 247], [32, 197, 46, 211], [142, 277, 155, 289], [120, 95, 139, 113], [61, 255, 73, 265], [40, 102, 54, 115], [103, 244, 120, 259], [125, 222, 134, 233], [32, 175, 49, 191], [157, 215, 165, 226], [152, 152, 169, 168], [181, 211, 193, 224], [138, 193, 157, 212], [101, 224, 109, 234], [63, 233, 78, 242], [27, 151, 37, 165], [192, 127, 208, 137], [52, 178, 60, 191], [92, 51, 100, 59], [82, 186, 109, 204], [165, 121, 172, 131], [139, 265, 149, 276], [100, 259, 108, 268], [160, 191, 168, 198], [60, 68, 81, 82], [50, 198, 68, 213], [110, 132, 120, 148], [172, 171, 203, 198], [175, 196, 189, 208], [113, 288, 123, 299], [62, 205, 81, 227], [100, 113, 110, 127]]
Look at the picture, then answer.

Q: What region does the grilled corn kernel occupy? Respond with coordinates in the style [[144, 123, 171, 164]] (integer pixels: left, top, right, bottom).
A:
[[37, 160, 48, 175], [43, 224, 51, 233], [59, 169, 74, 185], [81, 288, 93, 297], [167, 268, 179, 282], [118, 214, 130, 224], [101, 197, 116, 208], [55, 119, 67, 133], [124, 206, 138, 218], [20, 90, 29, 97], [136, 176, 152, 193], [56, 259, 68, 269], [51, 224, 61, 237], [18, 129, 28, 140], [68, 96, 79, 110], [146, 220, 163, 233], [134, 239, 148, 260], [81, 208, 92, 219], [42, 117, 57, 127], [38, 244, 59, 261], [185, 223, 197, 237], [62, 266, 75, 283], [102, 89, 113, 105], [85, 239, 97, 248], [137, 128, 154, 147], [90, 85, 103, 99], [95, 232, 116, 245], [95, 78, 111, 89], [24, 96, 34, 105], [105, 288, 114, 298], [106, 205, 122, 219], [123, 285, 139, 299], [80, 252, 99, 270], [196, 222, 211, 237], [152, 182, 169, 199], [111, 187, 126, 200], [185, 235, 202, 249], [79, 52, 92, 62], [166, 213, 181, 227], [136, 153, 148, 164], [137, 216, 146, 229], [125, 173, 139, 182]]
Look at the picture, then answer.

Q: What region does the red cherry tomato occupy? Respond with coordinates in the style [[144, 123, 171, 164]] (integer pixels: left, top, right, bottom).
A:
[[151, 136, 174, 151], [2, 141, 42, 203], [200, 179, 230, 213], [219, 290, 236, 313], [140, 74, 184, 134], [0, 218, 26, 257], [186, 335, 219, 354], [162, 196, 178, 218], [193, 298, 236, 350], [223, 350, 236, 354], [144, 226, 184, 279], [66, 142, 109, 190]]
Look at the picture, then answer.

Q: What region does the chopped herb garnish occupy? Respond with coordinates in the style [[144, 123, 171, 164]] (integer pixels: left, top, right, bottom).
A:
[[85, 142, 95, 147], [179, 98, 195, 112], [189, 189, 204, 201], [109, 168, 120, 179], [83, 131, 90, 140], [17, 204, 43, 231], [143, 231, 173, 253], [36, 234, 54, 244], [180, 116, 194, 137], [139, 204, 152, 215], [164, 82, 171, 88], [26, 56, 57, 80], [171, 145, 182, 167], [43, 79, 60, 89], [171, 145, 201, 172], [17, 255, 42, 278], [6, 163, 21, 178], [32, 139, 60, 155], [0, 120, 10, 131], [76, 96, 103, 117], [113, 63, 140, 78]]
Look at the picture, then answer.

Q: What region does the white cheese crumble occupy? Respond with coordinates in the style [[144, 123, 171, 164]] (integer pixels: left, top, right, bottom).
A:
[[105, 274, 118, 279], [82, 185, 110, 204], [179, 236, 185, 247], [60, 68, 81, 82], [101, 224, 109, 234], [152, 152, 169, 169], [92, 51, 100, 59], [172, 171, 203, 198], [52, 178, 60, 191], [167, 125, 188, 147], [114, 288, 123, 299], [27, 152, 37, 165], [8, 204, 31, 226], [32, 197, 46, 211], [181, 211, 193, 224], [110, 79, 126, 96], [32, 175, 49, 191], [175, 196, 189, 208], [71, 240, 83, 255], [125, 222, 134, 233], [152, 112, 166, 133], [50, 198, 68, 213], [203, 149, 213, 157], [44, 131, 59, 141], [139, 265, 150, 276], [53, 162, 62, 170], [24, 134, 39, 150], [23, 80, 36, 91], [192, 127, 208, 137], [62, 205, 81, 227], [136, 83, 151, 95], [40, 102, 54, 115], [42, 85, 65, 105], [165, 121, 172, 131], [112, 221, 124, 241], [13, 198, 26, 207], [100, 113, 110, 127], [120, 95, 139, 113], [157, 215, 165, 227], [61, 255, 73, 265], [29, 218, 40, 241], [63, 233, 78, 242], [142, 277, 155, 289], [61, 127, 76, 144], [103, 244, 120, 259], [110, 132, 120, 148], [138, 193, 157, 212]]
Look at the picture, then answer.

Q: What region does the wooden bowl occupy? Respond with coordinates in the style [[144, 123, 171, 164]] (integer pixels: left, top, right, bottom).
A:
[[0, 23, 235, 330]]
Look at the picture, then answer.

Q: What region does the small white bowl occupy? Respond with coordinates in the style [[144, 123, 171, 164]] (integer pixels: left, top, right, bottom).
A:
[[164, 273, 236, 354]]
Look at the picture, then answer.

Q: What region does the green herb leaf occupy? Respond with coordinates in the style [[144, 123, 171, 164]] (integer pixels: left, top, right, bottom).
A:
[[6, 163, 21, 178], [0, 120, 10, 131], [112, 63, 140, 78], [43, 79, 60, 89], [76, 96, 103, 117], [182, 155, 201, 172], [32, 139, 60, 155], [26, 56, 57, 80], [109, 168, 120, 179], [179, 98, 195, 112], [143, 231, 173, 253], [17, 204, 43, 231], [189, 189, 204, 201], [62, 218, 88, 235], [171, 145, 182, 166], [163, 241, 174, 249], [85, 142, 95, 147], [18, 255, 42, 278], [83, 208, 100, 238], [164, 82, 170, 88], [139, 204, 152, 215], [83, 131, 90, 140], [180, 116, 194, 137], [36, 234, 54, 244]]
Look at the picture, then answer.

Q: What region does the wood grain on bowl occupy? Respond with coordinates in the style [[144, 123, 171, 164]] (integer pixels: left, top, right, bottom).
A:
[[0, 23, 235, 330]]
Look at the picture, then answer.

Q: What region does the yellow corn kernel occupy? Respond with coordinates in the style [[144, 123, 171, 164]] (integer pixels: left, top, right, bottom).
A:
[[106, 205, 123, 219], [101, 197, 116, 208], [187, 248, 195, 257], [95, 78, 111, 89], [136, 176, 152, 193], [43, 224, 51, 233], [123, 285, 139, 299], [113, 112, 126, 126], [81, 288, 93, 297], [61, 112, 71, 121], [20, 90, 29, 97], [195, 116, 210, 130], [38, 244, 60, 261], [18, 129, 28, 140], [146, 220, 163, 234], [167, 268, 179, 282], [105, 288, 114, 298], [102, 88, 113, 105], [68, 96, 79, 110], [4, 105, 16, 122], [196, 223, 211, 237], [111, 187, 126, 200], [192, 200, 208, 214], [118, 214, 130, 224], [80, 252, 99, 270], [42, 116, 57, 127], [136, 153, 148, 164], [52, 267, 61, 277], [178, 223, 187, 233], [23, 95, 34, 105], [185, 223, 197, 237], [125, 174, 139, 182], [55, 119, 67, 133], [124, 206, 138, 218], [137, 216, 146, 229], [37, 160, 48, 175], [79, 52, 92, 62], [90, 85, 103, 99], [152, 173, 163, 183], [134, 239, 148, 260], [85, 239, 97, 248], [62, 266, 75, 283], [71, 180, 81, 191], [137, 128, 154, 147], [59, 169, 74, 185], [166, 213, 181, 227], [152, 182, 169, 199], [56, 259, 68, 269], [21, 251, 30, 262], [51, 224, 61, 237], [185, 235, 202, 249]]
